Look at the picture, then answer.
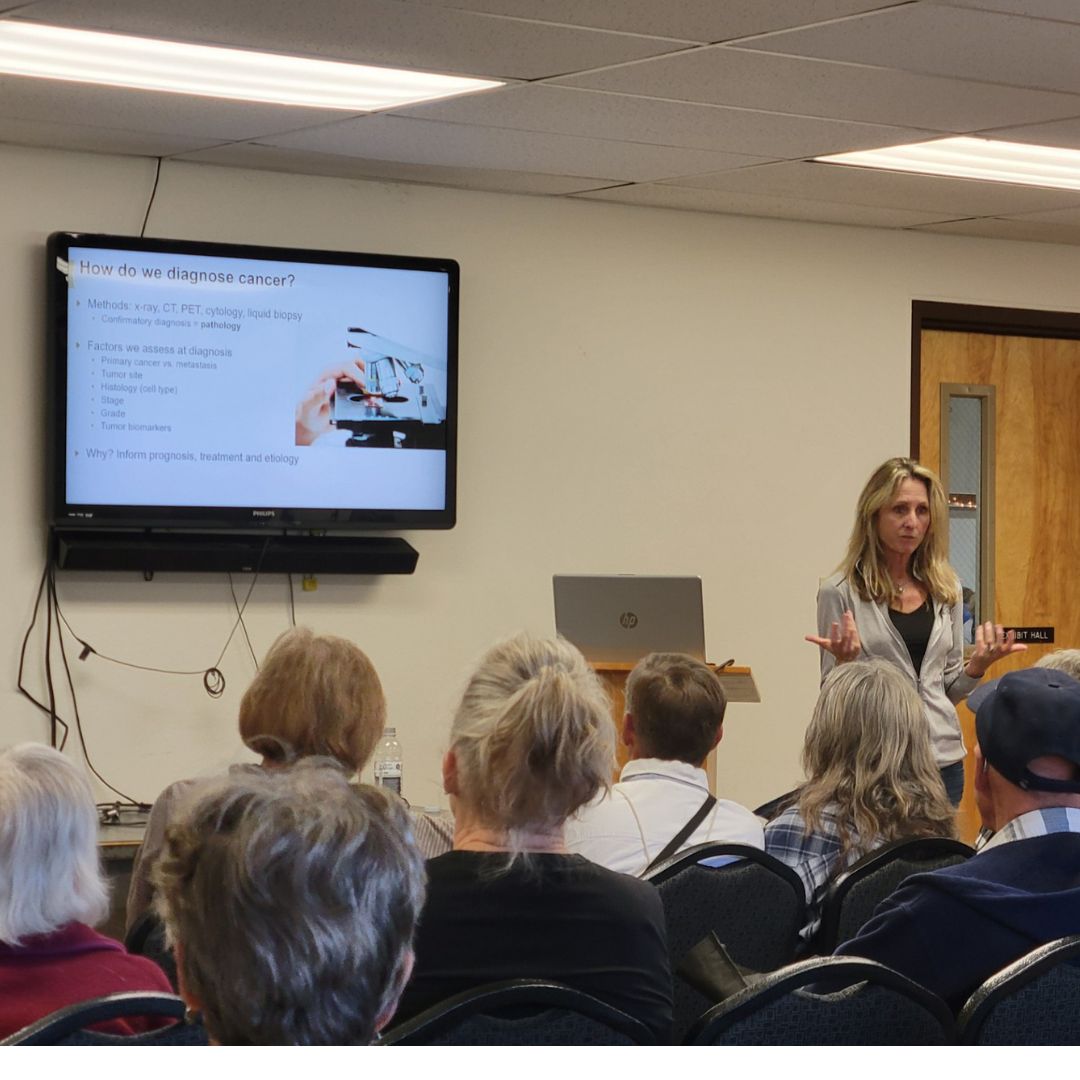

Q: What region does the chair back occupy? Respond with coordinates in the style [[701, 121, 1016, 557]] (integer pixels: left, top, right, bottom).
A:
[[1, 991, 207, 1046], [753, 788, 798, 821], [686, 956, 955, 1045], [958, 935, 1080, 1045], [816, 836, 974, 951], [642, 842, 805, 1040], [378, 979, 656, 1045]]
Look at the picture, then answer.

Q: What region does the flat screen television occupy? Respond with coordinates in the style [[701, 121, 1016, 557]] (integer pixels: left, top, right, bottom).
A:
[[47, 232, 458, 533]]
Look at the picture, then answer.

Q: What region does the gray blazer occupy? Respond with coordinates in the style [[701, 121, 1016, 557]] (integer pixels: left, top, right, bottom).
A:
[[816, 571, 979, 766]]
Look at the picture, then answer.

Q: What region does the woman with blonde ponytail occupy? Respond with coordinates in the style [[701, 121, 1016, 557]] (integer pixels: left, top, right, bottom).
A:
[[393, 634, 672, 1039]]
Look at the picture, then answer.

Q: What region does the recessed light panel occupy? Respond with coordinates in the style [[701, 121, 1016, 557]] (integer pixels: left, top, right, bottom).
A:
[[817, 136, 1080, 192], [0, 20, 503, 110]]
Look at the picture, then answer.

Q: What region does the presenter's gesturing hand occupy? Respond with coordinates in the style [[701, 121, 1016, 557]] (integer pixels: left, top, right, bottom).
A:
[[294, 358, 369, 446], [964, 622, 1027, 679], [805, 610, 862, 664]]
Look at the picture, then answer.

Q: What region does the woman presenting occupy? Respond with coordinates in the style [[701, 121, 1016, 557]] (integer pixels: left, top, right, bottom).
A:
[[806, 457, 1024, 805]]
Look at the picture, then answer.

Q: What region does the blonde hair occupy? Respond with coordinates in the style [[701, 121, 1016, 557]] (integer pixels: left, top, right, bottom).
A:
[[0, 743, 109, 945], [450, 634, 614, 841], [840, 457, 959, 606], [238, 627, 385, 773], [798, 660, 956, 859], [1036, 650, 1080, 681]]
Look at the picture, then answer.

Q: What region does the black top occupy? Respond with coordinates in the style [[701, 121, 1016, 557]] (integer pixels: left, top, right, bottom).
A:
[[889, 599, 934, 676], [396, 850, 673, 1039]]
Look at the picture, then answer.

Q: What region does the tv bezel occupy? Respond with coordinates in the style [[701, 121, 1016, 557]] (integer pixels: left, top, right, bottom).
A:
[[47, 231, 459, 533]]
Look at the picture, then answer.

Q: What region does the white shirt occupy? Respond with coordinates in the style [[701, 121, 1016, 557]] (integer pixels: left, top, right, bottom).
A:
[[564, 757, 765, 876]]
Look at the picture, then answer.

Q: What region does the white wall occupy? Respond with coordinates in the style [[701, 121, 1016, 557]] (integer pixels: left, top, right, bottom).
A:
[[5, 142, 1080, 811]]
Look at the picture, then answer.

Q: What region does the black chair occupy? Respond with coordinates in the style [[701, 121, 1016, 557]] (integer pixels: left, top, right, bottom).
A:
[[816, 837, 974, 952], [753, 788, 799, 821], [958, 935, 1080, 1045], [642, 842, 806, 1040], [378, 979, 656, 1045], [125, 909, 178, 990], [1, 991, 207, 1045], [685, 956, 955, 1045]]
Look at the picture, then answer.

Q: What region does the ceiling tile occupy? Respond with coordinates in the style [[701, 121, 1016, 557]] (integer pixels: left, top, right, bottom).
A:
[[927, 0, 1080, 24], [574, 182, 948, 227], [16, 0, 688, 80], [553, 46, 1080, 133], [176, 141, 616, 194], [977, 116, 1080, 149], [0, 75, 356, 141], [738, 4, 1080, 95], [264, 113, 769, 182], [393, 83, 933, 158], [910, 216, 1080, 244], [667, 160, 1080, 216], [403, 1, 908, 45], [989, 205, 1080, 226], [0, 115, 216, 156]]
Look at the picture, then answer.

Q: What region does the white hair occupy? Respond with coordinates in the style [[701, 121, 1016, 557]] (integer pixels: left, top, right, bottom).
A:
[[0, 743, 109, 945], [1035, 650, 1080, 682]]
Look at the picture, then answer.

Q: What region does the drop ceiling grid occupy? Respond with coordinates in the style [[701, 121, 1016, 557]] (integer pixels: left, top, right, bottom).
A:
[[0, 1, 1078, 239]]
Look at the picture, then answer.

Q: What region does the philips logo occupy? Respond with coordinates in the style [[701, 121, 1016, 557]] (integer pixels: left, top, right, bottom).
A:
[[251, 510, 276, 518]]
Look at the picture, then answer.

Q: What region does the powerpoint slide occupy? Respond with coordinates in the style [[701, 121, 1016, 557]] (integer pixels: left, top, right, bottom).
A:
[[63, 246, 450, 512]]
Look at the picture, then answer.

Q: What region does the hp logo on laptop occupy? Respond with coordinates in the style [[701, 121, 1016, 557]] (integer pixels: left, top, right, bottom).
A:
[[619, 611, 638, 630]]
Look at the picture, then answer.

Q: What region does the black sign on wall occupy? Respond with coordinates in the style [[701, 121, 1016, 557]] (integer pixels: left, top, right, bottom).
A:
[[1004, 627, 1055, 644]]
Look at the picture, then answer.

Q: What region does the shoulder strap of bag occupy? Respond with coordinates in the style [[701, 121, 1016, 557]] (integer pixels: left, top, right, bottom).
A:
[[641, 793, 717, 876]]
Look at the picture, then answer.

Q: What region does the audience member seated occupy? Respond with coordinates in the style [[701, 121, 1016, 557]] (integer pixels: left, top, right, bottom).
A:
[[394, 633, 673, 1040], [1036, 648, 1080, 680], [837, 667, 1080, 1010], [972, 650, 1080, 849], [154, 758, 424, 1045], [127, 625, 449, 932], [565, 652, 762, 874], [0, 743, 172, 1038], [765, 660, 956, 940]]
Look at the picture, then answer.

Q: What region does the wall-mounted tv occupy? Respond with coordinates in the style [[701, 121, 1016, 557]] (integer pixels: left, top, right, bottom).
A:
[[47, 232, 458, 534]]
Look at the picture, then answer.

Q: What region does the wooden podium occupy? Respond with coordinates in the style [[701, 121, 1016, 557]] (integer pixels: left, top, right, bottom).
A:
[[591, 663, 759, 794]]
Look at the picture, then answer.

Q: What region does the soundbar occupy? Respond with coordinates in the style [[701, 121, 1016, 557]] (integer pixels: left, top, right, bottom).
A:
[[52, 530, 419, 575]]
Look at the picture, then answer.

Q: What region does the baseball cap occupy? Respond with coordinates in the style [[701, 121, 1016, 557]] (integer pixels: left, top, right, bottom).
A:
[[970, 667, 1080, 793]]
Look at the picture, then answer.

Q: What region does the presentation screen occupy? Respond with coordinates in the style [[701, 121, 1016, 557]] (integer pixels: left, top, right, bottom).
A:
[[47, 233, 458, 530]]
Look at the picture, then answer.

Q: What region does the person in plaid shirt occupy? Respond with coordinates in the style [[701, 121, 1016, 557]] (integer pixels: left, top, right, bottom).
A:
[[764, 659, 956, 940]]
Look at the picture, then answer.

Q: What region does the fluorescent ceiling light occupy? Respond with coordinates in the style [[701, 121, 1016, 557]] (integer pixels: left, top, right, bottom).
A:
[[0, 20, 503, 110], [816, 136, 1080, 192]]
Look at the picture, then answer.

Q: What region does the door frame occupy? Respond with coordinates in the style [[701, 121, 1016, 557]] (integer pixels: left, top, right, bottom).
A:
[[910, 300, 1080, 455], [910, 301, 1080, 838]]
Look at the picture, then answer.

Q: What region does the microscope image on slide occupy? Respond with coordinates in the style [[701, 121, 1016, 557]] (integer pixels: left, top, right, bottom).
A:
[[294, 327, 448, 449]]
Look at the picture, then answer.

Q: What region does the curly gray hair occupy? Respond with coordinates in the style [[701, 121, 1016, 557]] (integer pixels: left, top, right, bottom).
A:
[[154, 758, 424, 1045]]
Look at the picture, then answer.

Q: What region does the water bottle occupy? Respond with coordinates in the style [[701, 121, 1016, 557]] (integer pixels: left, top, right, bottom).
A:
[[374, 727, 403, 796]]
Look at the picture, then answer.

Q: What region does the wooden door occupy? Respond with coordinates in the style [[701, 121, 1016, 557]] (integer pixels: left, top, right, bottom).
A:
[[917, 320, 1080, 840]]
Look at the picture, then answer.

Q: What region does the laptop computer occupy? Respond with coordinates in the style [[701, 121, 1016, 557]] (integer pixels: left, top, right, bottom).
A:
[[552, 574, 706, 664]]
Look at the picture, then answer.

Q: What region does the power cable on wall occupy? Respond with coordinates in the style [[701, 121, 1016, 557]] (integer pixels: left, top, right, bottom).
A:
[[19, 539, 272, 807]]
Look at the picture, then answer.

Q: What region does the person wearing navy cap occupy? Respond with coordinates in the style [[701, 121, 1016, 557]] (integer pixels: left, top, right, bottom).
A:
[[836, 666, 1080, 1011]]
